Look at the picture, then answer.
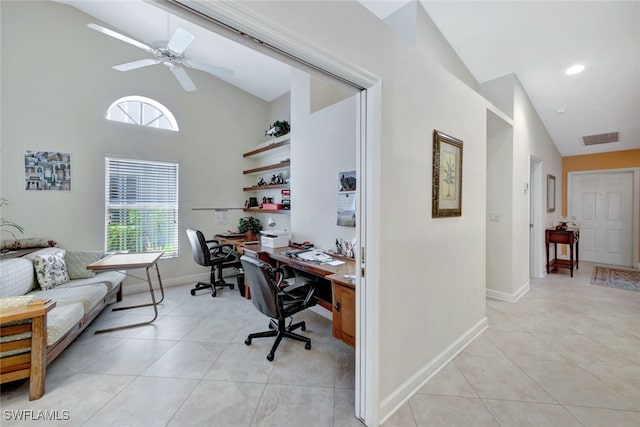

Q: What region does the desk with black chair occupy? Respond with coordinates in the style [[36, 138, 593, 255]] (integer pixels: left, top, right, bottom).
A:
[[241, 243, 357, 347]]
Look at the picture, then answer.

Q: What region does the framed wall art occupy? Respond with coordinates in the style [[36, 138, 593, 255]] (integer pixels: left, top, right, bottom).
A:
[[24, 150, 71, 191], [547, 174, 556, 213], [432, 130, 463, 217]]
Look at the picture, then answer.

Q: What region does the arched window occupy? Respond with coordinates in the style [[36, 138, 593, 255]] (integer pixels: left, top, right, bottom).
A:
[[106, 96, 179, 132]]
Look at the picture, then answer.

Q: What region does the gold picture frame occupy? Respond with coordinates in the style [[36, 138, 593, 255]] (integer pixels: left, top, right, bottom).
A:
[[432, 130, 463, 217]]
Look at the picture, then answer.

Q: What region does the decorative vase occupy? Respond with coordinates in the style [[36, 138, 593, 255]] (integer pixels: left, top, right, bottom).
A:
[[244, 230, 258, 241]]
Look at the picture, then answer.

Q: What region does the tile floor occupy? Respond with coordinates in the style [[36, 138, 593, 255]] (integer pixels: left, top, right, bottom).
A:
[[2, 262, 639, 426], [385, 262, 640, 427]]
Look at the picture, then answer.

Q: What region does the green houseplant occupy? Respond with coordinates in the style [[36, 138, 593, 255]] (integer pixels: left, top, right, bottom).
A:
[[0, 198, 24, 248], [265, 120, 290, 138], [238, 216, 262, 241]]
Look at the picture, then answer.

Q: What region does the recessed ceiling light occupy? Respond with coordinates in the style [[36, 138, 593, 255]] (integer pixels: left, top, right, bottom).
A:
[[565, 64, 585, 75], [556, 107, 567, 113]]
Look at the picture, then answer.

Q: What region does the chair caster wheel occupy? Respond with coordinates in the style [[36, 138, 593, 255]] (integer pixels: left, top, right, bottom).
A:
[[230, 284, 235, 290], [245, 338, 252, 345], [267, 352, 274, 361], [305, 342, 311, 350], [190, 289, 196, 296], [301, 323, 306, 331], [211, 291, 217, 297]]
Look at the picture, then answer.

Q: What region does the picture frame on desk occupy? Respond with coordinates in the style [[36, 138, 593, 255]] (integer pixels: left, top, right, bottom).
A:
[[432, 130, 463, 218]]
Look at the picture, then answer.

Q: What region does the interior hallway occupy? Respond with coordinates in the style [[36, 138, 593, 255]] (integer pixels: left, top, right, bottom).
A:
[[2, 262, 639, 426]]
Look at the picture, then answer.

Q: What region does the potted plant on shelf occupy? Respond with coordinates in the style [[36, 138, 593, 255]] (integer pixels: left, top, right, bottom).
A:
[[238, 216, 262, 241], [265, 120, 290, 138]]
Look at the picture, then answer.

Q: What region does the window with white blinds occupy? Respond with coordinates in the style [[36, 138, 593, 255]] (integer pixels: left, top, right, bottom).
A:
[[105, 157, 179, 258]]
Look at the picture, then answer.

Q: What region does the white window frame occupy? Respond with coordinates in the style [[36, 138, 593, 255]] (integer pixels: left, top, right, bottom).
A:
[[106, 95, 179, 132], [105, 157, 179, 258]]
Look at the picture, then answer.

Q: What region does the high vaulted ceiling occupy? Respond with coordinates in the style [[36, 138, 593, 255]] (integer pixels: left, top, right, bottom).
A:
[[58, 1, 638, 157], [364, 1, 640, 157]]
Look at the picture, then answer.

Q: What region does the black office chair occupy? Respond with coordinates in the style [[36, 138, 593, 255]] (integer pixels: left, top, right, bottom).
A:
[[186, 228, 240, 297], [241, 255, 317, 361]]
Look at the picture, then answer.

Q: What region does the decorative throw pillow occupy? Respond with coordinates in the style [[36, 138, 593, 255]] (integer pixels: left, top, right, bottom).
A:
[[34, 250, 69, 290], [65, 250, 103, 280]]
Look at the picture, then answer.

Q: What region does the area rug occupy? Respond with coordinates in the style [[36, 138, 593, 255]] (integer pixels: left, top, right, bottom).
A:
[[591, 266, 640, 292]]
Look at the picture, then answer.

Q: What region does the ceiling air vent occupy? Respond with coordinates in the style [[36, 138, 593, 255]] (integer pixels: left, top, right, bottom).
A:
[[582, 132, 620, 146]]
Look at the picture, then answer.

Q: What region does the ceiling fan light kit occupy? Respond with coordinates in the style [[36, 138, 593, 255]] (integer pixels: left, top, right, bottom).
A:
[[88, 23, 233, 92]]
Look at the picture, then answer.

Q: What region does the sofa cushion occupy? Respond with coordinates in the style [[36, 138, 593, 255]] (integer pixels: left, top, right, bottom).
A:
[[0, 259, 35, 297], [34, 250, 69, 290], [65, 250, 104, 280], [46, 302, 84, 347], [56, 271, 125, 293], [29, 284, 108, 315]]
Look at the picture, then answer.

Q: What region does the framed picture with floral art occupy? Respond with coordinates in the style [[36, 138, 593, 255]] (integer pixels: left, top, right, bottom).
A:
[[432, 130, 463, 217]]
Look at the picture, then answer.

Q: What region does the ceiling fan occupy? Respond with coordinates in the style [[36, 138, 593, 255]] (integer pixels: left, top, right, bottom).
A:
[[88, 23, 233, 92]]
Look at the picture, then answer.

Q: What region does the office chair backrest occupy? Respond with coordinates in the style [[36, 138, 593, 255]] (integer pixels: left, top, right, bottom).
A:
[[186, 228, 210, 267], [240, 255, 278, 318]]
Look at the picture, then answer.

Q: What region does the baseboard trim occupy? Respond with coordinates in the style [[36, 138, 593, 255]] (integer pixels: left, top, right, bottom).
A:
[[486, 281, 530, 303], [121, 273, 208, 296], [379, 316, 488, 424]]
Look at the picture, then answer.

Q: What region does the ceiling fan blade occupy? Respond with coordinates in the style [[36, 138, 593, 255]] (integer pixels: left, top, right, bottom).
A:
[[166, 27, 195, 55], [185, 58, 234, 78], [88, 23, 152, 52], [170, 67, 197, 92], [113, 59, 160, 72]]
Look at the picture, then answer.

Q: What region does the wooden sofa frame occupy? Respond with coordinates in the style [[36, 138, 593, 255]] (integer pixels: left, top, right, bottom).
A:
[[0, 284, 122, 400]]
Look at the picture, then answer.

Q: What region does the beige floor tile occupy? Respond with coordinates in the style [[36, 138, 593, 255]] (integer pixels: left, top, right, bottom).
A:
[[251, 384, 334, 427], [167, 380, 265, 427], [83, 376, 199, 427], [334, 341, 356, 389], [483, 328, 565, 363], [454, 354, 555, 403], [408, 394, 499, 427], [204, 342, 275, 383], [564, 405, 640, 427], [267, 339, 336, 388], [132, 315, 202, 340], [182, 316, 245, 343], [461, 335, 506, 358], [83, 338, 176, 375], [416, 362, 477, 398], [1, 373, 134, 427], [382, 402, 417, 426], [142, 340, 227, 379], [483, 399, 582, 427], [579, 364, 640, 408], [334, 388, 365, 427], [513, 358, 639, 410]]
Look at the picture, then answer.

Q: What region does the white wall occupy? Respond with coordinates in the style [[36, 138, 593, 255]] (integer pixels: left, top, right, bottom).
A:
[[482, 74, 562, 297], [236, 2, 489, 421], [1, 1, 269, 281], [290, 69, 357, 250], [486, 111, 514, 296]]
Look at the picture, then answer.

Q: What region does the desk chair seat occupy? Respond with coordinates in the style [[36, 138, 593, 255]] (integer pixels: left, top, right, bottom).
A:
[[186, 228, 240, 297], [241, 255, 316, 361]]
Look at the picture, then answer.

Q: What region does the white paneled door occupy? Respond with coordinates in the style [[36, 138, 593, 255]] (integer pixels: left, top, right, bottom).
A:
[[570, 171, 634, 266]]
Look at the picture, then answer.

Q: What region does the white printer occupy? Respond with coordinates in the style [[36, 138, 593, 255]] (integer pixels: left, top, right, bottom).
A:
[[260, 230, 290, 248]]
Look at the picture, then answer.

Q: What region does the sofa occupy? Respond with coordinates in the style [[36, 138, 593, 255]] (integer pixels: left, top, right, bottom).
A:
[[0, 247, 124, 400]]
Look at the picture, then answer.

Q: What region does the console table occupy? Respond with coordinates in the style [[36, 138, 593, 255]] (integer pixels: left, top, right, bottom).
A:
[[545, 228, 580, 277]]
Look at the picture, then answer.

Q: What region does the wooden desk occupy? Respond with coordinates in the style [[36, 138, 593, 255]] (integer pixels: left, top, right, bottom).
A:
[[87, 252, 165, 333], [545, 228, 580, 277], [241, 244, 357, 347]]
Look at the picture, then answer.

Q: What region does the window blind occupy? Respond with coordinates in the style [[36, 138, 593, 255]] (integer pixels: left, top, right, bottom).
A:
[[105, 157, 179, 258]]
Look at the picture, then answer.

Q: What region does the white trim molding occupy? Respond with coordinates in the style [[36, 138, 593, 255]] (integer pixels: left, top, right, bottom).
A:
[[486, 281, 530, 303], [379, 317, 488, 425]]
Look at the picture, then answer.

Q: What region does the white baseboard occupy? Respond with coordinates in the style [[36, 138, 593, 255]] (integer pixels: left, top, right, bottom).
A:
[[121, 273, 208, 296], [486, 281, 530, 303], [379, 317, 488, 424]]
